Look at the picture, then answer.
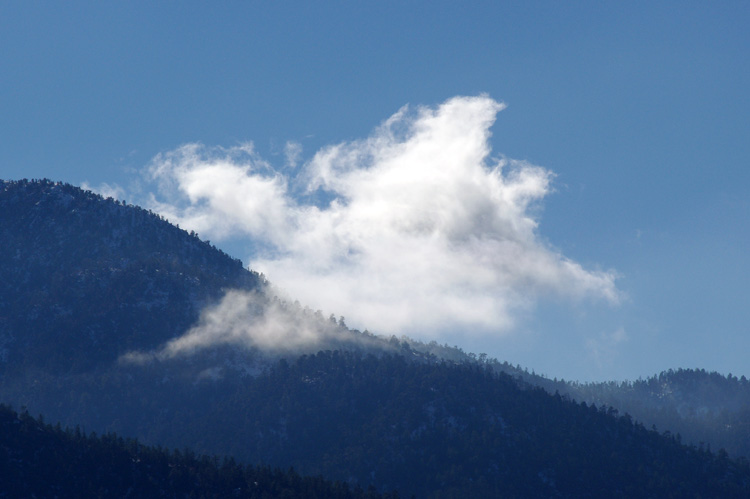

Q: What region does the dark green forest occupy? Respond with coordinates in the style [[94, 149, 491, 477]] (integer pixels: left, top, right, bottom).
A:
[[481, 360, 750, 459], [567, 368, 750, 458], [4, 351, 750, 497], [0, 403, 393, 498]]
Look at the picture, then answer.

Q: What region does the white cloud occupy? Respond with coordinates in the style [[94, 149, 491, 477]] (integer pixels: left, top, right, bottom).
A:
[[141, 95, 619, 339], [145, 142, 292, 242]]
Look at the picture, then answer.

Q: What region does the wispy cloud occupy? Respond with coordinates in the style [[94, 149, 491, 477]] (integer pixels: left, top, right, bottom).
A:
[[139, 95, 620, 338], [284, 141, 303, 169], [121, 289, 382, 363], [586, 327, 628, 368], [81, 181, 126, 201]]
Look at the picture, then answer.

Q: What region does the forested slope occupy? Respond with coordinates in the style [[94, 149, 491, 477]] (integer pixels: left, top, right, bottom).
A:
[[0, 179, 262, 373], [0, 404, 391, 498], [565, 368, 750, 458]]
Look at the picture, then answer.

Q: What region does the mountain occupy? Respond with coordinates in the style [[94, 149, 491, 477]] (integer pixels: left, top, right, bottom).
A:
[[388, 344, 750, 460], [3, 178, 750, 497], [0, 178, 262, 374], [5, 349, 750, 497], [129, 349, 750, 497], [477, 358, 750, 459], [563, 368, 750, 458]]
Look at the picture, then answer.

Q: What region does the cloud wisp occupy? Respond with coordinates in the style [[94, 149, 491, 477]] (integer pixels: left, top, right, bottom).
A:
[[140, 95, 619, 339], [586, 327, 629, 369], [121, 290, 382, 364]]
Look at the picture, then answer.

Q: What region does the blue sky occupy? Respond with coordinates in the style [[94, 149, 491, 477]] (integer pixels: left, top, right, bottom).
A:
[[2, 2, 748, 382]]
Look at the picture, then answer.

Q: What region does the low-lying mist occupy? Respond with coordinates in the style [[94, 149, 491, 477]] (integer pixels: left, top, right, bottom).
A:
[[120, 288, 390, 365]]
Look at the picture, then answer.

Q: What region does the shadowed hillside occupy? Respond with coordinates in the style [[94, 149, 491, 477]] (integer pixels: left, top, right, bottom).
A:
[[0, 404, 392, 498], [0, 178, 261, 373]]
